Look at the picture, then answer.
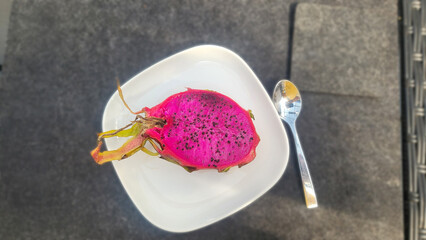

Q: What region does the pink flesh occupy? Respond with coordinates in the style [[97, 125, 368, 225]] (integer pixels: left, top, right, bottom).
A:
[[144, 89, 260, 170]]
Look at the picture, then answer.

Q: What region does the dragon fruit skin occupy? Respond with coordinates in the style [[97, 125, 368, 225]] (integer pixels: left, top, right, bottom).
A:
[[91, 88, 260, 172], [143, 89, 260, 172]]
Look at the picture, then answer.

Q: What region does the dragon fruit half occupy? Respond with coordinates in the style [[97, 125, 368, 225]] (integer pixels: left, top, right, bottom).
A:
[[91, 83, 260, 172]]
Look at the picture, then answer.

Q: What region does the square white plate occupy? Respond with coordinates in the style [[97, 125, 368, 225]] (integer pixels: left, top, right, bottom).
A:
[[102, 45, 289, 232]]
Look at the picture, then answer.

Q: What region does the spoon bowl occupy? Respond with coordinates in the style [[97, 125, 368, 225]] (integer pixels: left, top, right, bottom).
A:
[[273, 80, 302, 123], [272, 80, 318, 209]]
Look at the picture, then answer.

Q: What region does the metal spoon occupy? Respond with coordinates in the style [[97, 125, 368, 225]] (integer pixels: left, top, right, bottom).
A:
[[272, 80, 318, 208]]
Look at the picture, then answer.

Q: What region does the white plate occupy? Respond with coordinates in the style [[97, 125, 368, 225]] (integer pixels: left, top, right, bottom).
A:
[[102, 45, 289, 232]]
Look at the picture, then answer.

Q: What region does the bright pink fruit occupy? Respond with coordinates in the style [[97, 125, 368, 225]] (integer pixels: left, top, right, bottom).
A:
[[91, 87, 260, 172]]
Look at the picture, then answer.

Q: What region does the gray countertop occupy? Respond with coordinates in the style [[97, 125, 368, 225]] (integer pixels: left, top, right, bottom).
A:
[[0, 1, 403, 239]]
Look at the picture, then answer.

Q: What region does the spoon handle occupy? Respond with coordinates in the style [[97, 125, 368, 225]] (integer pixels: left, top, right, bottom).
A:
[[288, 122, 318, 209]]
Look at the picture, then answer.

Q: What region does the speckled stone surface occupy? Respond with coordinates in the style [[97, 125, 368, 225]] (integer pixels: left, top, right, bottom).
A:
[[0, 0, 402, 239]]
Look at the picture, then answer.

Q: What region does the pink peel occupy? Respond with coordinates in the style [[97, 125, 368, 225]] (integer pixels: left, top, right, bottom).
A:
[[91, 84, 260, 172]]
